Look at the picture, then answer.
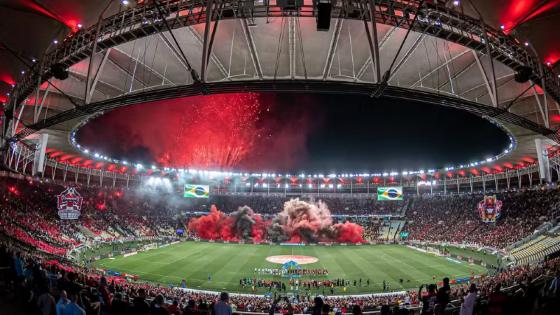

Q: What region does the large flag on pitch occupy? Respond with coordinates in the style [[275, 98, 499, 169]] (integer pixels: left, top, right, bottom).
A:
[[377, 186, 403, 201], [184, 184, 210, 198]]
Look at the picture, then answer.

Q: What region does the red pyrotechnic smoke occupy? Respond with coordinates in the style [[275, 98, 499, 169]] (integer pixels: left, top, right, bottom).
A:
[[333, 221, 364, 243], [187, 205, 269, 242], [189, 199, 365, 244]]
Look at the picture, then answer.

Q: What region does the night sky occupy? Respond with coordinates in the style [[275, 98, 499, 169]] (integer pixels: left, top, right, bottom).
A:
[[77, 93, 509, 172]]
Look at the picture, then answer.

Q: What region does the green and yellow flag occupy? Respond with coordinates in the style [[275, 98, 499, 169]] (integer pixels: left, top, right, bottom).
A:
[[377, 186, 403, 201], [184, 184, 210, 198]]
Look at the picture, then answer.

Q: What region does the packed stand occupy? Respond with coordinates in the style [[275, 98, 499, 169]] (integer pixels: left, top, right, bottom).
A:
[[404, 188, 560, 249]]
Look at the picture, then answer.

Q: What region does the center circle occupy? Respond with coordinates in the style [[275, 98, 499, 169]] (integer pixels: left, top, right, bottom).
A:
[[266, 255, 319, 265]]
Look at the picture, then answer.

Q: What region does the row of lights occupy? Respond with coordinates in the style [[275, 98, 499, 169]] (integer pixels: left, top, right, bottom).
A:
[[71, 131, 515, 180], [445, 140, 515, 172], [247, 183, 344, 189]]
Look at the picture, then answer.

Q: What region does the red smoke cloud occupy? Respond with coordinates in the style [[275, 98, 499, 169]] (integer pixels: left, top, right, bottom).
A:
[[188, 199, 365, 244], [187, 205, 268, 242], [333, 222, 365, 243]]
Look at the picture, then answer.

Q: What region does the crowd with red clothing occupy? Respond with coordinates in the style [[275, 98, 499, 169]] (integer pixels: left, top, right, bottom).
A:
[[404, 188, 560, 249], [2, 175, 560, 314]]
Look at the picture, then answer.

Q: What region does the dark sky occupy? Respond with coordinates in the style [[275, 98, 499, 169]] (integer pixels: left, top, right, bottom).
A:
[[77, 93, 509, 172], [258, 93, 509, 172]]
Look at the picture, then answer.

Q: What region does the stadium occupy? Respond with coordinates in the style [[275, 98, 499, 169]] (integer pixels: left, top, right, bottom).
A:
[[1, 0, 560, 314]]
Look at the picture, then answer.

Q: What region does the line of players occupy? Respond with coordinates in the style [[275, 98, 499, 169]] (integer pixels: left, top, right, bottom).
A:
[[240, 277, 385, 294], [254, 268, 330, 276]]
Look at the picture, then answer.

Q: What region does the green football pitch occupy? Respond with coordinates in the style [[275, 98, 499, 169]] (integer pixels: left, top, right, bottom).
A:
[[94, 242, 487, 295]]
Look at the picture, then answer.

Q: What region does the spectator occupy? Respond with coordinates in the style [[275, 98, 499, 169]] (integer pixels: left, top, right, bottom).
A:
[[435, 277, 450, 312], [37, 284, 56, 315], [167, 300, 181, 315], [183, 299, 198, 315], [56, 290, 69, 315], [487, 284, 507, 315], [312, 296, 324, 315], [213, 292, 232, 315], [130, 288, 150, 315], [110, 292, 128, 315], [419, 284, 437, 315], [459, 283, 477, 315], [150, 294, 169, 315], [64, 291, 86, 315]]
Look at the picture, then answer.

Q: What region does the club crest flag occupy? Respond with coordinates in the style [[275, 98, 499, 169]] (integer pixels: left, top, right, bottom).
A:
[[377, 186, 403, 200], [57, 187, 83, 220], [184, 184, 210, 198], [478, 195, 502, 223]]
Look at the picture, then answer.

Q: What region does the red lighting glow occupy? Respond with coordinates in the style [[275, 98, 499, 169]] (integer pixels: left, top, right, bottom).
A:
[[78, 94, 317, 171]]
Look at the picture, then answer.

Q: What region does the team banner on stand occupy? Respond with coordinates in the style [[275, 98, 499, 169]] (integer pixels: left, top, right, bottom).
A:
[[478, 195, 502, 223], [57, 187, 83, 220], [184, 184, 210, 198], [377, 186, 403, 201]]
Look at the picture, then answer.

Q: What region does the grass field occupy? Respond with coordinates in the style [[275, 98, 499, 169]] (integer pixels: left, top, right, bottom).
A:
[[94, 242, 487, 295]]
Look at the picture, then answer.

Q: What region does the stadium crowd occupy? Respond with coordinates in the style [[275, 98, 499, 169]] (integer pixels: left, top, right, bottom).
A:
[[404, 188, 560, 249], [0, 234, 559, 315], [2, 176, 560, 314], [208, 195, 404, 215]]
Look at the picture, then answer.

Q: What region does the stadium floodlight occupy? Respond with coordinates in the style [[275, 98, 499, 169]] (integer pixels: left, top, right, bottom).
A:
[[402, 171, 408, 176], [94, 153, 100, 158], [382, 172, 388, 177], [136, 163, 143, 169], [83, 149, 89, 153], [486, 157, 493, 162]]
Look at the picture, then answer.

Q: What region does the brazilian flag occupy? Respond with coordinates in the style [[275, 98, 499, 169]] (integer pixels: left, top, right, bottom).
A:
[[184, 184, 210, 198], [377, 186, 403, 201]]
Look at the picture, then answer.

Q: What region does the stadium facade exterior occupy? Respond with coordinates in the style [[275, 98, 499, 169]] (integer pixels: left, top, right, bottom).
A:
[[2, 0, 560, 191]]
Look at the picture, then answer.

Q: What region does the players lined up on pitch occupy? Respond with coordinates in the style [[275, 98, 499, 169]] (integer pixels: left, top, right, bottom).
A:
[[254, 268, 330, 276]]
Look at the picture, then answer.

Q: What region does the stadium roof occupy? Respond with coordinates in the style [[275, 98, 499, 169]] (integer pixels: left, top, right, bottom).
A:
[[1, 0, 560, 176]]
